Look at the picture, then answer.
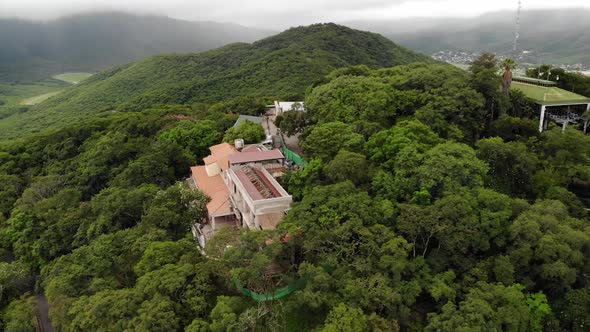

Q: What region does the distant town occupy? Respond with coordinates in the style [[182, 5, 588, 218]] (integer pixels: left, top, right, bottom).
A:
[[432, 50, 590, 75]]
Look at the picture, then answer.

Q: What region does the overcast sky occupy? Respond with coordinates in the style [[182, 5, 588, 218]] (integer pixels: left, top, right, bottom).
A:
[[1, 0, 589, 28]]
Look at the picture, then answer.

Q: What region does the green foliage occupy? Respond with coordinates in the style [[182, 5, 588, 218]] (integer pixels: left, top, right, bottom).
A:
[[324, 150, 371, 186], [508, 200, 590, 294], [321, 303, 369, 332], [159, 120, 222, 159], [0, 23, 430, 142], [223, 119, 266, 144], [488, 115, 539, 142], [476, 137, 538, 197], [300, 122, 364, 161], [426, 283, 549, 332], [275, 111, 309, 136], [526, 65, 590, 98], [1, 50, 588, 331], [1, 296, 36, 332], [306, 75, 405, 125]]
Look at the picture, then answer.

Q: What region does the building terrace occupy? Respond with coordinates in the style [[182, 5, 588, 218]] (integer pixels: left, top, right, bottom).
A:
[[189, 142, 292, 247], [511, 76, 590, 132]]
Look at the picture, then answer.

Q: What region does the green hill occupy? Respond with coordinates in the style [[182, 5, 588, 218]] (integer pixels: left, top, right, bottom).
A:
[[0, 12, 273, 83], [0, 23, 431, 141]]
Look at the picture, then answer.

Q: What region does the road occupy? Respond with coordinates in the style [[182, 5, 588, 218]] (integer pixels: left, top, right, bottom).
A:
[[264, 113, 302, 154]]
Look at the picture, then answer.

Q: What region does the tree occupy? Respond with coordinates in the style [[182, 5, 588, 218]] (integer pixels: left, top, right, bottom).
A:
[[469, 52, 506, 121], [426, 283, 550, 332], [306, 75, 418, 126], [159, 120, 222, 159], [366, 120, 442, 172], [1, 296, 36, 332], [223, 120, 266, 144], [409, 142, 488, 200], [324, 150, 371, 186], [0, 262, 32, 309], [508, 200, 590, 294], [501, 58, 517, 96], [300, 122, 364, 162], [476, 137, 538, 197], [321, 304, 369, 332], [275, 110, 309, 136]]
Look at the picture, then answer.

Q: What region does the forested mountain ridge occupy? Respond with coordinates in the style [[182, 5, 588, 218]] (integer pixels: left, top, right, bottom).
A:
[[0, 12, 273, 83], [0, 23, 432, 141], [1, 50, 589, 330]]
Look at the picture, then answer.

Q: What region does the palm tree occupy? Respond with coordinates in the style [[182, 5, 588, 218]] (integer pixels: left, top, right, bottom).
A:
[[501, 58, 517, 96]]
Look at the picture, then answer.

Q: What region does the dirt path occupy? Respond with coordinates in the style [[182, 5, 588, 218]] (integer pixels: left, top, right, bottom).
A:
[[265, 113, 303, 154], [36, 294, 54, 332]]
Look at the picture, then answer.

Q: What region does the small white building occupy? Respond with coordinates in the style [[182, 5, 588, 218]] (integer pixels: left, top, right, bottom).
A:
[[274, 101, 305, 116]]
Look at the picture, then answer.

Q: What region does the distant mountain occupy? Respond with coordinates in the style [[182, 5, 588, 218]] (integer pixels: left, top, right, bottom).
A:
[[347, 9, 590, 65], [0, 12, 274, 82], [0, 23, 432, 141]]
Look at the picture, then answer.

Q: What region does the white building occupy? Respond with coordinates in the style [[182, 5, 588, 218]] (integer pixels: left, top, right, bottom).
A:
[[274, 101, 305, 116]]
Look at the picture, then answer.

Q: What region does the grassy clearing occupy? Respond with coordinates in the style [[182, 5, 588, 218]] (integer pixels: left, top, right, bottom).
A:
[[21, 91, 63, 105], [52, 72, 93, 84], [0, 82, 66, 136], [512, 82, 590, 104]]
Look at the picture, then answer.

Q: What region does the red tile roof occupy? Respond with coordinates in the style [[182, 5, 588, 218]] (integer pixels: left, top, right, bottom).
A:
[[241, 144, 267, 153], [203, 143, 237, 171], [191, 166, 232, 217], [228, 149, 284, 165]]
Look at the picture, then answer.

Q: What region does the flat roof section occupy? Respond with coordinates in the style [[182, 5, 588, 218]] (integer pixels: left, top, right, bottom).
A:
[[511, 82, 590, 106], [512, 76, 556, 86], [233, 115, 263, 128], [228, 149, 284, 165], [233, 166, 287, 201]]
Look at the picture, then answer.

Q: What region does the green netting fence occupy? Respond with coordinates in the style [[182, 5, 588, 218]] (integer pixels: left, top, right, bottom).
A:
[[279, 136, 306, 167], [233, 276, 309, 302], [283, 147, 306, 167]]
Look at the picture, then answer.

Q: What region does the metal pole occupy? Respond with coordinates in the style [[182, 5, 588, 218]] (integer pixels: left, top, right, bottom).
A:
[[585, 104, 590, 133], [539, 105, 546, 133]]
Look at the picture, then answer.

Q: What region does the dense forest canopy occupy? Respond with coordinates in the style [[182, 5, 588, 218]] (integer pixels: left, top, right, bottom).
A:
[[0, 23, 431, 142], [0, 30, 589, 331]]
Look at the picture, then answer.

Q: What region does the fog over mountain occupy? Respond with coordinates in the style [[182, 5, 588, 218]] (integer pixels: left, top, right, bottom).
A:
[[2, 0, 589, 29], [347, 8, 590, 65], [0, 12, 273, 82]]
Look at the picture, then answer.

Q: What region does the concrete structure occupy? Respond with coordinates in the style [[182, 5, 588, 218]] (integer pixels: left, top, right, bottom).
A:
[[227, 165, 291, 230], [233, 115, 263, 128], [189, 142, 291, 247], [273, 101, 305, 116], [511, 76, 590, 132]]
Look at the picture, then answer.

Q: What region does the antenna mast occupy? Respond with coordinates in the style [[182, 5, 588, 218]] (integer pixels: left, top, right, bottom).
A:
[[512, 0, 522, 53]]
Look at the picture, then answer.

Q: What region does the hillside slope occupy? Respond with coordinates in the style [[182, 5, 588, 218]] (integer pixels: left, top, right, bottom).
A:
[[0, 23, 431, 141], [0, 12, 273, 83], [348, 9, 590, 65]]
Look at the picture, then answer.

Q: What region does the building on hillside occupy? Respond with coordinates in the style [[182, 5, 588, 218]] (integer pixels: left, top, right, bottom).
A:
[[233, 115, 263, 128], [189, 142, 292, 247], [233, 114, 274, 147], [511, 76, 590, 132], [273, 101, 305, 116], [227, 165, 291, 230]]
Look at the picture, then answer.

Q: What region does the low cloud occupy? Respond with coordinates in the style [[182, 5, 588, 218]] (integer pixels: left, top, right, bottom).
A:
[[0, 0, 588, 28]]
